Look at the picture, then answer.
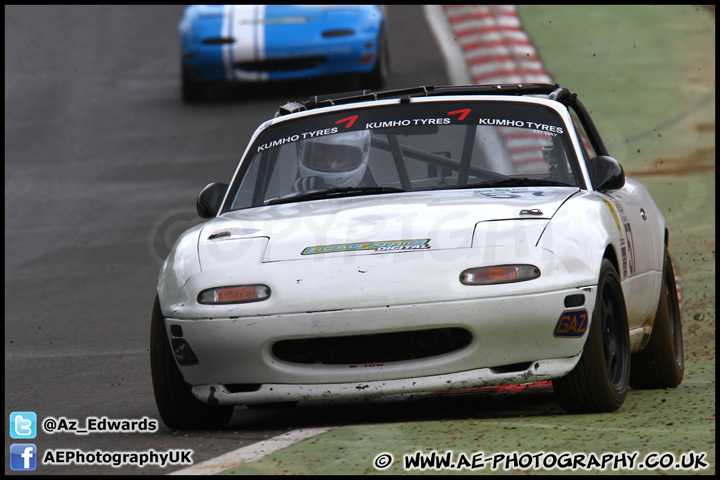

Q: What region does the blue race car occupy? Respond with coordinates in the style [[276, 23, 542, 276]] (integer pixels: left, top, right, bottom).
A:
[[179, 5, 389, 101]]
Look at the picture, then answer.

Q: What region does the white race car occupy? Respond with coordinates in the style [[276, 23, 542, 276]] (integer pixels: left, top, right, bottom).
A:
[[151, 84, 684, 429]]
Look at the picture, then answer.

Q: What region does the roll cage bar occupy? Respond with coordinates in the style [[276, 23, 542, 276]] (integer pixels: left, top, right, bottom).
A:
[[276, 83, 609, 157]]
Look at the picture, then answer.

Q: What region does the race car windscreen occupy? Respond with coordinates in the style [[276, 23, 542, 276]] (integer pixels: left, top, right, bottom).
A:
[[224, 100, 583, 211]]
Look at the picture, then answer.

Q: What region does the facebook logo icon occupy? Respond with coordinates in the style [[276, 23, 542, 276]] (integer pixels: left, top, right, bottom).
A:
[[10, 412, 37, 439], [10, 444, 37, 471]]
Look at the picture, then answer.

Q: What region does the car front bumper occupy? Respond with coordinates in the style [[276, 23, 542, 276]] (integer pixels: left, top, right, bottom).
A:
[[191, 354, 581, 406], [165, 286, 596, 406]]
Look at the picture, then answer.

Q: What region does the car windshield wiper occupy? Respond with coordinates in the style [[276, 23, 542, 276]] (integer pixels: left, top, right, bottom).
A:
[[265, 186, 406, 206], [432, 177, 575, 190]]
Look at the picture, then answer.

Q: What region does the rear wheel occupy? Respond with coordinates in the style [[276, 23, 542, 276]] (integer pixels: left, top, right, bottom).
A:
[[553, 259, 630, 413], [150, 295, 234, 430], [630, 248, 684, 388]]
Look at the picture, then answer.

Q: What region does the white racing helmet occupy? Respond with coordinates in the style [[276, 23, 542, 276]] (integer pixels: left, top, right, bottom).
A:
[[297, 130, 371, 188]]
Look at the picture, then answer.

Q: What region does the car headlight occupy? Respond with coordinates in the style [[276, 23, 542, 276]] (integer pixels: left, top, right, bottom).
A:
[[459, 265, 540, 285], [197, 284, 271, 305]]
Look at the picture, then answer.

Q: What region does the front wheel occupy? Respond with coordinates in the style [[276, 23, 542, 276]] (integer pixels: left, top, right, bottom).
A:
[[181, 62, 208, 103], [553, 259, 630, 413], [630, 248, 684, 388], [150, 295, 234, 430]]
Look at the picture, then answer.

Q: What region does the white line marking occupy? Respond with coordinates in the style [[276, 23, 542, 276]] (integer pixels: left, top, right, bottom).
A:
[[169, 426, 334, 475]]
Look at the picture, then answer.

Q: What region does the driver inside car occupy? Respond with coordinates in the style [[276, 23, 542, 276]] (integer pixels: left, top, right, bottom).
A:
[[294, 130, 375, 191]]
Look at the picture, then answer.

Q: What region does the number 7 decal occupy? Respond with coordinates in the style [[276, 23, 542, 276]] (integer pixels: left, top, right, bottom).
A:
[[448, 109, 471, 121], [336, 115, 358, 128]]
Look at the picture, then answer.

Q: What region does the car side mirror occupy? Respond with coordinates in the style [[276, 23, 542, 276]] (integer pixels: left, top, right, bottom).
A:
[[587, 155, 625, 191], [196, 182, 228, 218]]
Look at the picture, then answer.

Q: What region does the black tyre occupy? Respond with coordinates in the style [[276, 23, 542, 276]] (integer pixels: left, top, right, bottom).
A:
[[630, 249, 684, 389], [553, 259, 630, 413], [360, 28, 389, 90], [181, 62, 208, 103], [150, 295, 234, 430]]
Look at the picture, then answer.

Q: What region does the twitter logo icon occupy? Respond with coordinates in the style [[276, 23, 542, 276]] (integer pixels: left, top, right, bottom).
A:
[[10, 412, 37, 439]]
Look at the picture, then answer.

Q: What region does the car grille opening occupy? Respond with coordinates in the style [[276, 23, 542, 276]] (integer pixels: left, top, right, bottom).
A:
[[489, 362, 533, 374], [223, 384, 262, 393], [272, 328, 472, 365], [202, 37, 235, 45], [235, 56, 325, 73], [322, 29, 355, 37]]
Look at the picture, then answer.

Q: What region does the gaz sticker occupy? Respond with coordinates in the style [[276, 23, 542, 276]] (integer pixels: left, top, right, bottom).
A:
[[553, 309, 589, 338]]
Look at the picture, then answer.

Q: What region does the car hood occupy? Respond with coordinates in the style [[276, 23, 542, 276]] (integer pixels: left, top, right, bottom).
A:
[[199, 187, 579, 265]]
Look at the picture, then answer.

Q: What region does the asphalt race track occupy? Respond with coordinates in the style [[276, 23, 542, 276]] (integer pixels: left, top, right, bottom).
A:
[[5, 5, 715, 476]]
